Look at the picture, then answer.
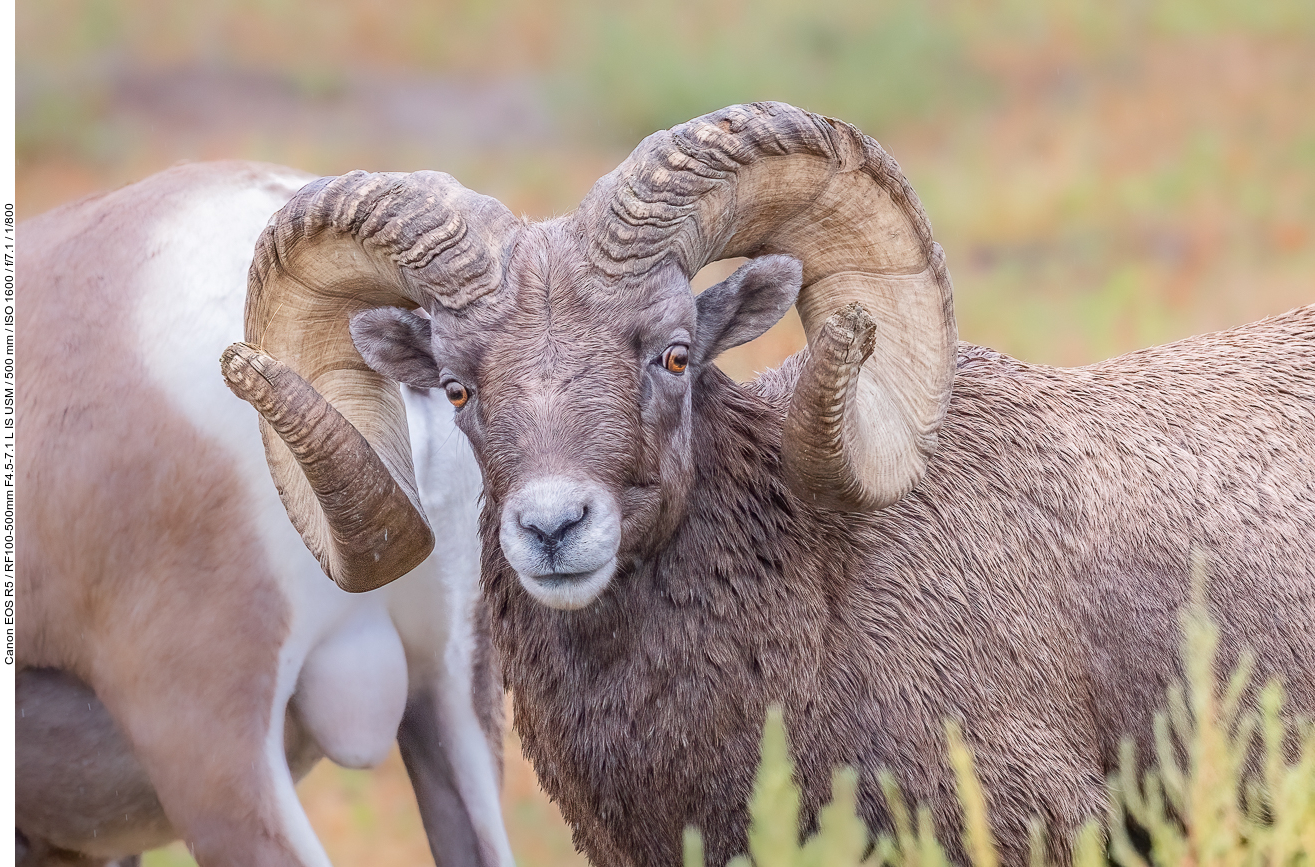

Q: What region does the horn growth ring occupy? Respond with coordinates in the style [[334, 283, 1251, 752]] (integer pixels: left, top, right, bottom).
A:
[[579, 102, 958, 511], [233, 170, 519, 590]]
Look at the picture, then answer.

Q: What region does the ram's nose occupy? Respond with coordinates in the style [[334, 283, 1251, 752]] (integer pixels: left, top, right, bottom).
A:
[[499, 476, 622, 610], [519, 503, 586, 550]]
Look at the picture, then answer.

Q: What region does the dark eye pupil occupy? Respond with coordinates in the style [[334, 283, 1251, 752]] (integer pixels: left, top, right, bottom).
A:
[[665, 346, 688, 372], [445, 382, 468, 406]]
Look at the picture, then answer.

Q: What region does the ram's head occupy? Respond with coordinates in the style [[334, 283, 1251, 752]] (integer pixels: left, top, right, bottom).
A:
[[222, 102, 957, 608]]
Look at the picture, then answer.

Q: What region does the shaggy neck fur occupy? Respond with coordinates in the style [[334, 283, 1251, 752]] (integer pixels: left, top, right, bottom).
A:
[[484, 364, 837, 867]]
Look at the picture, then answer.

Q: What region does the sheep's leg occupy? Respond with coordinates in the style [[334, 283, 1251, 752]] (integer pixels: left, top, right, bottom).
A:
[[87, 638, 330, 867], [15, 662, 316, 867], [104, 691, 327, 867], [16, 664, 332, 867], [386, 539, 513, 867], [15, 829, 139, 867], [398, 686, 512, 867], [16, 668, 171, 863]]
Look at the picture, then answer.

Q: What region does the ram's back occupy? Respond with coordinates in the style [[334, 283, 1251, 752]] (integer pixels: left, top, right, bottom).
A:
[[856, 304, 1315, 772], [17, 161, 313, 679]]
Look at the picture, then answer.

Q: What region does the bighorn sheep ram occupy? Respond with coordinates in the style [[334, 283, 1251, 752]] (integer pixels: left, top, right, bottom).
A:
[[221, 102, 1315, 866], [18, 162, 511, 867]]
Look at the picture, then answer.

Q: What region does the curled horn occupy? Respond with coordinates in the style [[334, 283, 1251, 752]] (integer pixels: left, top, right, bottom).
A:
[[221, 170, 520, 591], [577, 102, 957, 511]]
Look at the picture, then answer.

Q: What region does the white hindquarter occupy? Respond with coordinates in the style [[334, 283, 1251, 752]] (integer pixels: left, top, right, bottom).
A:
[[128, 165, 511, 866]]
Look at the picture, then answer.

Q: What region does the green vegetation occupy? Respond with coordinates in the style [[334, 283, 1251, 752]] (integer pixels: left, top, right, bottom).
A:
[[19, 0, 1315, 367], [686, 590, 1314, 867]]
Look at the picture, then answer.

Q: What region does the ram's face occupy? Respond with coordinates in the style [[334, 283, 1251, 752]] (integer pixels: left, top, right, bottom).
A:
[[229, 103, 957, 604], [452, 237, 701, 611], [353, 221, 805, 610], [355, 224, 695, 611]]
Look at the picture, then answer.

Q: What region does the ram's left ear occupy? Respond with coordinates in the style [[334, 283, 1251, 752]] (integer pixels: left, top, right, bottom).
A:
[[693, 255, 802, 367]]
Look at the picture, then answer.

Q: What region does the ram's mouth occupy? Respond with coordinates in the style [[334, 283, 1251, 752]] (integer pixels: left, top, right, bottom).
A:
[[534, 572, 593, 586], [517, 558, 617, 611]]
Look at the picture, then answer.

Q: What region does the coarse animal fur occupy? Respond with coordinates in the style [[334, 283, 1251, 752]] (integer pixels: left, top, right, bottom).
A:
[[17, 161, 510, 867]]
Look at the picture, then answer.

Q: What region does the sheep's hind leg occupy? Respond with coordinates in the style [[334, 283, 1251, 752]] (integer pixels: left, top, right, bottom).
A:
[[398, 678, 514, 867], [86, 629, 330, 867], [16, 668, 171, 865], [16, 664, 330, 867]]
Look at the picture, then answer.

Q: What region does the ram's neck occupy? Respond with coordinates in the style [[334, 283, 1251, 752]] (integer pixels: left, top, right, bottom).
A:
[[484, 361, 849, 867], [659, 362, 834, 612]]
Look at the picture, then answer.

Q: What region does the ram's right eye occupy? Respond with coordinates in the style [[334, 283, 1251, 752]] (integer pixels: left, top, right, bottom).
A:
[[444, 381, 470, 408]]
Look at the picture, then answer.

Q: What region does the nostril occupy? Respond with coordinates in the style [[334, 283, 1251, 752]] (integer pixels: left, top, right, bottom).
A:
[[521, 506, 586, 548], [523, 521, 552, 546], [500, 478, 621, 596]]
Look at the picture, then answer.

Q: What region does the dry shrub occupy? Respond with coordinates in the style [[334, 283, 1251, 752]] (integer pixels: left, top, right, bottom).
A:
[[686, 574, 1314, 867]]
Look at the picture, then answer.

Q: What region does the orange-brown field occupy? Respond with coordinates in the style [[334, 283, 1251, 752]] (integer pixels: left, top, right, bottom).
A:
[[17, 2, 1314, 865]]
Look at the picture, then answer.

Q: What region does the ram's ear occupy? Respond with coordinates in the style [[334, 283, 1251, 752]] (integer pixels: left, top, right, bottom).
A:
[[693, 255, 802, 367], [349, 307, 444, 388]]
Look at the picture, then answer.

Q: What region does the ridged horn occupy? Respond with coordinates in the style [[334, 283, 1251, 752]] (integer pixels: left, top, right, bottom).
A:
[[222, 170, 520, 591], [577, 102, 956, 511]]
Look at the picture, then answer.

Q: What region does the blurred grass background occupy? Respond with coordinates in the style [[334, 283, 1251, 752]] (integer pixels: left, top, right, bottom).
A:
[[17, 1, 1315, 865]]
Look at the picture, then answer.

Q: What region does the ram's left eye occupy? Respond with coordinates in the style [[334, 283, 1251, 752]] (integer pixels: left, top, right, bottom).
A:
[[661, 344, 689, 374]]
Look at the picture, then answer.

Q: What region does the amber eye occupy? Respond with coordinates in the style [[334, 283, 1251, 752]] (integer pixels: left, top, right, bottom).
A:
[[662, 344, 689, 374], [444, 381, 470, 408]]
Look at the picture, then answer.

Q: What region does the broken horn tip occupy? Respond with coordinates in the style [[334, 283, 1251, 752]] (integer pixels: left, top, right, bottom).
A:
[[823, 303, 877, 347], [219, 347, 246, 380], [220, 341, 262, 365], [841, 300, 872, 320]]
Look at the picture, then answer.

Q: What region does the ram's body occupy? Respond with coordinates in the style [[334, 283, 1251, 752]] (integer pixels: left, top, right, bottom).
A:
[[218, 103, 1315, 867], [485, 320, 1315, 866], [17, 162, 511, 867]]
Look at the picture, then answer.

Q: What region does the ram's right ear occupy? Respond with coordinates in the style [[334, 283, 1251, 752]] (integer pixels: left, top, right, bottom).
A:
[[349, 307, 444, 388]]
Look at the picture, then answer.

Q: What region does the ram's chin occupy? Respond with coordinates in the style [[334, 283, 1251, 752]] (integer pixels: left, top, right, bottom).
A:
[[517, 559, 616, 610]]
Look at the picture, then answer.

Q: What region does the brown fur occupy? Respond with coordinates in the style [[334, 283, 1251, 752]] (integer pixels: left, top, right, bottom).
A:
[[474, 306, 1315, 867], [19, 170, 299, 865]]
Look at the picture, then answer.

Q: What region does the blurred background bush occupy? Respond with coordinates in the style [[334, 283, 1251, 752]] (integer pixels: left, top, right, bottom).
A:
[[17, 1, 1315, 864]]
